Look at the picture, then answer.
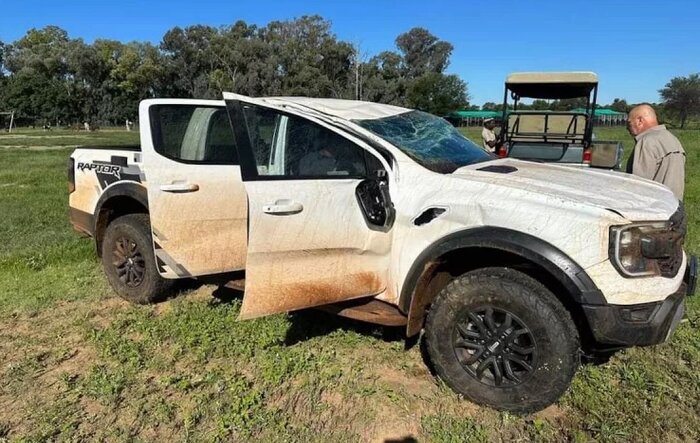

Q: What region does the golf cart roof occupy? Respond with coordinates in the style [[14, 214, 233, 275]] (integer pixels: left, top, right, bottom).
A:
[[505, 72, 598, 99]]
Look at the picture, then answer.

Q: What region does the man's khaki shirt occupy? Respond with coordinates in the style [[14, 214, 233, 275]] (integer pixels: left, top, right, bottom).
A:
[[626, 125, 685, 200]]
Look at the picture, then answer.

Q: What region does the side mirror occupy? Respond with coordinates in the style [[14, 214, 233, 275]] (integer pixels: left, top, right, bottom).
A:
[[355, 170, 395, 231]]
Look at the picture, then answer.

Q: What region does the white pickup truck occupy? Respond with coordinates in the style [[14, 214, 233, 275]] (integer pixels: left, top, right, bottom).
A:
[[68, 94, 696, 413]]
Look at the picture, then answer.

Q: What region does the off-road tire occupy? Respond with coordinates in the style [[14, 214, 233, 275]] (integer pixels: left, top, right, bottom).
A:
[[101, 213, 174, 304], [424, 267, 580, 413]]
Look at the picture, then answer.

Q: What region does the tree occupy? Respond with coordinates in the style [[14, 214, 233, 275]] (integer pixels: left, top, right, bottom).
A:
[[0, 41, 5, 109], [4, 26, 70, 76], [362, 51, 406, 105], [530, 99, 550, 110], [208, 21, 270, 96], [363, 27, 466, 114], [3, 26, 77, 123], [406, 72, 469, 116], [260, 15, 353, 98], [395, 27, 452, 78], [549, 97, 588, 111], [0, 40, 5, 76], [659, 73, 700, 129], [0, 20, 470, 124], [160, 25, 219, 98], [609, 98, 629, 113]]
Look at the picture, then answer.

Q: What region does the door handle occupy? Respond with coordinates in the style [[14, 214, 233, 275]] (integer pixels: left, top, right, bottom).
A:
[[159, 182, 200, 193], [262, 199, 303, 215]]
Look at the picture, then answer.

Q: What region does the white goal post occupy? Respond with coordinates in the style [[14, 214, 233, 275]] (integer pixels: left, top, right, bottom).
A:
[[0, 111, 15, 132]]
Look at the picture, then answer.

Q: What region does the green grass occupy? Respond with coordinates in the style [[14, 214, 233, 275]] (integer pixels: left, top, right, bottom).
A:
[[0, 127, 699, 441]]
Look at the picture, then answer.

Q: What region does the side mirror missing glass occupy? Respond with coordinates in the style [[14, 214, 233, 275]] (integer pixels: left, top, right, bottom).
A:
[[355, 170, 395, 231]]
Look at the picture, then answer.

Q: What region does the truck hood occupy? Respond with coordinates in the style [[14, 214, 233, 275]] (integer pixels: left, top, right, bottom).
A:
[[453, 159, 678, 221]]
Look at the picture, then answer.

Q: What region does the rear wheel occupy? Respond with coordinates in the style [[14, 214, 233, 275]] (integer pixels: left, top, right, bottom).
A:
[[424, 267, 580, 413], [101, 213, 174, 304]]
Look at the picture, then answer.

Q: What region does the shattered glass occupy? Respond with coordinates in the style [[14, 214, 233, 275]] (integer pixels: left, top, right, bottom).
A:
[[355, 111, 493, 173]]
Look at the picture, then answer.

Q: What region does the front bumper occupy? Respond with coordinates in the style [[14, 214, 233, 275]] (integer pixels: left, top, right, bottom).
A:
[[582, 255, 697, 347]]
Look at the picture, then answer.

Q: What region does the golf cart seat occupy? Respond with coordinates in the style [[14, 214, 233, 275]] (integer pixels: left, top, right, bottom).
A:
[[507, 112, 587, 144]]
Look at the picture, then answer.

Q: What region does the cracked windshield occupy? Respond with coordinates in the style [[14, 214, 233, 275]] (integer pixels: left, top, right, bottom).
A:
[[355, 110, 493, 173]]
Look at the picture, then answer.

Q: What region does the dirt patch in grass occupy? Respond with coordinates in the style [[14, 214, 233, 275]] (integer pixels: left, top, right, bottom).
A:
[[0, 299, 103, 438], [80, 296, 132, 329], [369, 407, 422, 443], [377, 366, 437, 398]]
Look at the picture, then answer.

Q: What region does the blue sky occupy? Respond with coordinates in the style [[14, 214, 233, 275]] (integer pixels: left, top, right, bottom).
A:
[[1, 0, 698, 106]]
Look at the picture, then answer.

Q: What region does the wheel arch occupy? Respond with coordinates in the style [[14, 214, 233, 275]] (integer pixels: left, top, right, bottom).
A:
[[401, 226, 604, 338], [93, 181, 149, 256]]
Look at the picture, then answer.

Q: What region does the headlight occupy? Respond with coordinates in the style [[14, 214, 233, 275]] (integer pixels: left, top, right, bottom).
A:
[[609, 222, 671, 277]]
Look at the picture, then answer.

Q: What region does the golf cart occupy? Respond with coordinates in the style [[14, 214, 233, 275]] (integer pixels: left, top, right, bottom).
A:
[[497, 72, 623, 169]]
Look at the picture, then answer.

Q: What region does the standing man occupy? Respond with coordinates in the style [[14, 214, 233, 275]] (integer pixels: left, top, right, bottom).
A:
[[626, 104, 685, 200], [482, 118, 498, 153]]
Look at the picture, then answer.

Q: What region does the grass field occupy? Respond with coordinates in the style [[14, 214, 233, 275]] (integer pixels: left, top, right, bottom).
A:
[[0, 126, 699, 442]]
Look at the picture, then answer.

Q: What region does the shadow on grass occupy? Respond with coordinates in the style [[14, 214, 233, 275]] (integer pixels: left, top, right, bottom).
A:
[[283, 308, 407, 346], [211, 285, 244, 303], [204, 285, 617, 384], [210, 285, 411, 345], [384, 437, 418, 443], [209, 285, 435, 374]]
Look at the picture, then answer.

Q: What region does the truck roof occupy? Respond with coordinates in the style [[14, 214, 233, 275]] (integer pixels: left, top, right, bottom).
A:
[[223, 93, 411, 121]]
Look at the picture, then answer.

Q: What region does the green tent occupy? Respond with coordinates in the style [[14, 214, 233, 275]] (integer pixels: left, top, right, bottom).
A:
[[571, 108, 626, 117], [447, 110, 501, 119], [570, 108, 627, 125]]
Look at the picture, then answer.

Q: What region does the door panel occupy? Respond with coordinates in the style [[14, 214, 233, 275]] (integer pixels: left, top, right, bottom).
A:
[[139, 100, 247, 278], [241, 179, 391, 319], [225, 98, 394, 319], [146, 161, 247, 277]]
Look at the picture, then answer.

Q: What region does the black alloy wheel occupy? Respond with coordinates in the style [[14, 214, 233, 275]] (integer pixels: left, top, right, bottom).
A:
[[113, 236, 146, 287], [453, 306, 537, 387], [101, 213, 174, 304], [424, 267, 580, 413]]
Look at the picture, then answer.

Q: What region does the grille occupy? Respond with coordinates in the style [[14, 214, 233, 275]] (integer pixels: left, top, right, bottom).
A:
[[658, 204, 686, 277]]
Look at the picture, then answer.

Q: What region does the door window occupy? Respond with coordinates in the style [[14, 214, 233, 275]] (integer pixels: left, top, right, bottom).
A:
[[150, 105, 238, 164], [241, 105, 367, 178]]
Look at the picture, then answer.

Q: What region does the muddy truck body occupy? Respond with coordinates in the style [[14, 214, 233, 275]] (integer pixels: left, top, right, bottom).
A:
[[69, 95, 697, 413]]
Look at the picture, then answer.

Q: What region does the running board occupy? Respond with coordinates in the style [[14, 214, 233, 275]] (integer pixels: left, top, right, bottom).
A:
[[317, 298, 408, 326], [222, 279, 406, 326], [224, 278, 245, 292]]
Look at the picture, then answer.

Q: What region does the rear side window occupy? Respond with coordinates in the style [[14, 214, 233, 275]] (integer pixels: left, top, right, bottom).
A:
[[150, 105, 238, 164]]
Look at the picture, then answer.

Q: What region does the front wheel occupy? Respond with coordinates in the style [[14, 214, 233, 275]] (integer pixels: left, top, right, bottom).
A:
[[424, 267, 580, 413], [101, 213, 174, 304]]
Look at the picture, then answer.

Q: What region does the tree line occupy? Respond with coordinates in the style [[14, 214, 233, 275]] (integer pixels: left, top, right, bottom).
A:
[[0, 16, 469, 126], [0, 16, 698, 129]]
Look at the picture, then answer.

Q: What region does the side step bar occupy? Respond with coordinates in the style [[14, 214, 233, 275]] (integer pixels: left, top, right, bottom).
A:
[[317, 298, 407, 327], [222, 279, 407, 326]]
